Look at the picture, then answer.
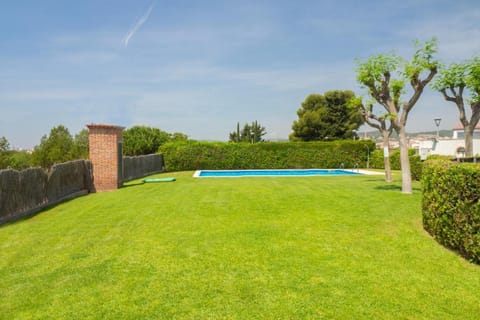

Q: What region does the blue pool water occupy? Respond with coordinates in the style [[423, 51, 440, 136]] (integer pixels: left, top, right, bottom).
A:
[[194, 169, 360, 177]]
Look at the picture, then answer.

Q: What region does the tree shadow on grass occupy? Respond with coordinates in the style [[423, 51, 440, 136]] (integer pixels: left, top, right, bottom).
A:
[[121, 181, 145, 189], [375, 184, 421, 192], [0, 192, 89, 228]]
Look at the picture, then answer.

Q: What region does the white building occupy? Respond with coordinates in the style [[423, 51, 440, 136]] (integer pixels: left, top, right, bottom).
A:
[[417, 122, 480, 160]]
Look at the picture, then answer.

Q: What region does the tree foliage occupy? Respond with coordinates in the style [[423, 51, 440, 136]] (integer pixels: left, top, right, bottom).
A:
[[72, 129, 89, 160], [0, 136, 10, 169], [431, 56, 480, 157], [0, 136, 33, 170], [30, 125, 89, 169], [7, 151, 33, 170], [170, 132, 189, 142], [123, 126, 171, 156], [355, 38, 438, 193], [0, 136, 9, 153], [290, 90, 363, 141], [229, 121, 267, 143], [123, 126, 190, 156], [32, 125, 75, 168]]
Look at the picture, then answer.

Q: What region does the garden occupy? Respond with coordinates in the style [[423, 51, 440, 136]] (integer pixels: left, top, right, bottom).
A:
[[1, 171, 479, 319]]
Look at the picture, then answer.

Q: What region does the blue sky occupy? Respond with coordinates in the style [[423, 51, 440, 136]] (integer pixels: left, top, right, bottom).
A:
[[1, 0, 480, 148]]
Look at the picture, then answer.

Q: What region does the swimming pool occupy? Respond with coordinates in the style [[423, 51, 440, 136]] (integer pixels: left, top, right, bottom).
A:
[[193, 169, 361, 177]]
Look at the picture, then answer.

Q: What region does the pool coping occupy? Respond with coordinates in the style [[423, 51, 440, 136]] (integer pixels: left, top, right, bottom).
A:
[[193, 169, 384, 178]]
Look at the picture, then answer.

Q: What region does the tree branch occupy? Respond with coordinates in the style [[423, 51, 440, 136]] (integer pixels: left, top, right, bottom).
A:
[[364, 117, 382, 132], [405, 67, 437, 114], [471, 102, 480, 127], [449, 86, 457, 98], [458, 84, 465, 98], [440, 88, 456, 102], [420, 66, 437, 87], [381, 72, 391, 95]]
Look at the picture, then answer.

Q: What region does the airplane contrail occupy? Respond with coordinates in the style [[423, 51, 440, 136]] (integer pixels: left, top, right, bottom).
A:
[[123, 2, 155, 47]]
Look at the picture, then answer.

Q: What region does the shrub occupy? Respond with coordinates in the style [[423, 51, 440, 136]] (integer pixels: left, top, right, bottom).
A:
[[422, 160, 480, 264], [426, 154, 453, 161], [159, 141, 375, 172]]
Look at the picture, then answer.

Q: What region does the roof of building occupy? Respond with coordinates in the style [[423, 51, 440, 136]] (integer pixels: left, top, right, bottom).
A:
[[86, 123, 126, 130], [452, 122, 480, 130]]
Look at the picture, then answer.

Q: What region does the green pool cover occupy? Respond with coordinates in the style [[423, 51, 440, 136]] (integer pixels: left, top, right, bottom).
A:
[[143, 177, 176, 183]]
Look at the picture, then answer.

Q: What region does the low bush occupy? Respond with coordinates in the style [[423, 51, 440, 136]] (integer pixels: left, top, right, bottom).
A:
[[159, 141, 375, 172], [422, 160, 480, 264], [426, 154, 454, 161]]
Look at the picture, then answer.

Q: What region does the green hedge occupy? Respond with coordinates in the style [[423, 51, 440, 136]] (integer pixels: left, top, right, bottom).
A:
[[159, 141, 375, 172], [422, 160, 480, 264], [369, 148, 423, 181]]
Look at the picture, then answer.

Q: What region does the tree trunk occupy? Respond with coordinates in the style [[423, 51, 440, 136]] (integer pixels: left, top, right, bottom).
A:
[[382, 131, 392, 182], [464, 125, 474, 158], [397, 126, 412, 194]]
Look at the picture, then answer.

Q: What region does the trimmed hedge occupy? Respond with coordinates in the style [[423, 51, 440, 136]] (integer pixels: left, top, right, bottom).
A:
[[159, 141, 375, 172], [422, 160, 480, 264], [369, 148, 423, 181]]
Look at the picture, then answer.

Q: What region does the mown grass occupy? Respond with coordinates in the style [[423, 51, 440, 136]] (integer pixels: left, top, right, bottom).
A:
[[0, 171, 479, 319]]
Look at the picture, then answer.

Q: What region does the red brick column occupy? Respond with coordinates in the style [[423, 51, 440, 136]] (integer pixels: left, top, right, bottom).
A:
[[87, 124, 125, 192]]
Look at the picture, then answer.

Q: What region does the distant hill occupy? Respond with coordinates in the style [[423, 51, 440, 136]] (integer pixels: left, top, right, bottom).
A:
[[363, 129, 453, 140]]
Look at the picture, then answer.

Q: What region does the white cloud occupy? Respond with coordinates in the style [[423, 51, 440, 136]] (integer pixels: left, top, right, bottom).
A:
[[123, 2, 156, 47], [394, 8, 480, 61]]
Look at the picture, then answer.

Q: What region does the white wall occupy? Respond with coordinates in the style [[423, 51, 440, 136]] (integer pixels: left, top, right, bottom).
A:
[[422, 139, 480, 158]]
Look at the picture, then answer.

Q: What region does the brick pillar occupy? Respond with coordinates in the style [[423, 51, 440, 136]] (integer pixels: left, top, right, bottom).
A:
[[87, 124, 125, 192]]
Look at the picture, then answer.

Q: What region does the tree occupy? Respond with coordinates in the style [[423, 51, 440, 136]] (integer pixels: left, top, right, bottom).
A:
[[229, 121, 267, 143], [290, 90, 363, 141], [250, 120, 266, 143], [230, 122, 241, 142], [0, 136, 33, 170], [355, 39, 438, 194], [123, 126, 171, 156], [7, 151, 33, 170], [170, 132, 189, 142], [0, 136, 9, 153], [32, 125, 75, 168], [0, 136, 10, 169], [431, 57, 480, 157], [72, 129, 89, 159], [349, 98, 393, 182]]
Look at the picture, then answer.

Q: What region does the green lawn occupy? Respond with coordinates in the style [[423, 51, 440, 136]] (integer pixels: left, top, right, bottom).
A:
[[0, 171, 479, 319]]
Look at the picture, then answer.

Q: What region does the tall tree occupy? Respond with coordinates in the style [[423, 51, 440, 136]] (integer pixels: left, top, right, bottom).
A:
[[431, 57, 480, 157], [72, 129, 89, 159], [0, 136, 10, 169], [7, 151, 32, 171], [349, 98, 393, 182], [355, 39, 438, 194], [32, 125, 75, 168], [0, 136, 9, 153], [123, 126, 171, 156], [250, 120, 266, 143], [0, 137, 33, 170], [290, 90, 363, 141], [170, 132, 189, 142], [229, 121, 266, 143]]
